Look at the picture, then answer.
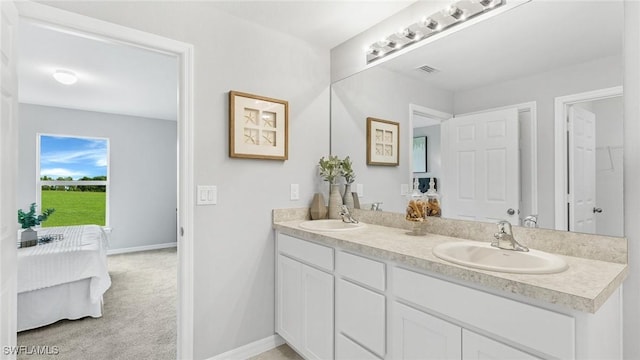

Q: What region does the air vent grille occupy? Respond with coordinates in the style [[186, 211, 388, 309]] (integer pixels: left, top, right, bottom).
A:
[[417, 65, 440, 74]]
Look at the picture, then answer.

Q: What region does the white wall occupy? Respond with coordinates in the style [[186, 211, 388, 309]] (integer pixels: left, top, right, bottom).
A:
[[453, 55, 622, 229], [331, 65, 453, 212], [38, 2, 331, 358], [623, 2, 640, 358], [18, 104, 177, 250]]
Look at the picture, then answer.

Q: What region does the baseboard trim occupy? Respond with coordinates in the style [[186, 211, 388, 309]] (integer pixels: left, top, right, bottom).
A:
[[107, 242, 177, 255], [207, 334, 285, 360]]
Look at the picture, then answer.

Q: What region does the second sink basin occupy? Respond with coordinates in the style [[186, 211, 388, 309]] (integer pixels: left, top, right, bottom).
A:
[[299, 219, 365, 232], [433, 241, 568, 274]]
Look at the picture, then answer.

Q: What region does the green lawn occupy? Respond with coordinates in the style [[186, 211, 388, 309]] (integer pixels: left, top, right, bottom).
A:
[[40, 190, 106, 227]]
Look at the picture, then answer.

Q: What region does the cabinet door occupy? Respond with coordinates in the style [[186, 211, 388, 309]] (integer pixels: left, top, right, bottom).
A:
[[302, 264, 334, 360], [391, 302, 461, 360], [277, 255, 302, 346], [336, 279, 386, 357], [463, 330, 541, 360], [336, 333, 381, 360]]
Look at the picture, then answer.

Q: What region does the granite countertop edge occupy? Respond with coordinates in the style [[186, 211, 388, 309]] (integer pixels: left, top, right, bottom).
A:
[[273, 220, 628, 314]]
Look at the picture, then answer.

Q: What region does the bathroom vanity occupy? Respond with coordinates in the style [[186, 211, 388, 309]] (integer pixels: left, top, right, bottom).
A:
[[273, 209, 627, 360]]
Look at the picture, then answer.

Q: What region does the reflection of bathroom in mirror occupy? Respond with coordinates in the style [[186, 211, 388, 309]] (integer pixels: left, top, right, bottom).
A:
[[330, 1, 623, 236]]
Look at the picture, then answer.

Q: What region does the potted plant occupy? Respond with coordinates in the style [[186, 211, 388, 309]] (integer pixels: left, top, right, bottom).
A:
[[341, 156, 356, 210], [18, 203, 55, 247], [318, 155, 343, 219]]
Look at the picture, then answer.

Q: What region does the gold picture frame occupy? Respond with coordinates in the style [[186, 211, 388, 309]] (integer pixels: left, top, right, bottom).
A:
[[366, 117, 399, 166], [229, 91, 289, 160]]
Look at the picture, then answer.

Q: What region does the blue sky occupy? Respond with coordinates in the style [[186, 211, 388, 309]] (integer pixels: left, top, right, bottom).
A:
[[40, 135, 108, 180]]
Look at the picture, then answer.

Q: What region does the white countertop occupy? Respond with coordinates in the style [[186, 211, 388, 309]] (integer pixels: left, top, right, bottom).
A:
[[274, 219, 628, 313]]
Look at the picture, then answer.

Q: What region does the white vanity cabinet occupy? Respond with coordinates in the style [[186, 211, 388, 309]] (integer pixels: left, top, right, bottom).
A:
[[275, 232, 623, 360], [276, 234, 334, 360]]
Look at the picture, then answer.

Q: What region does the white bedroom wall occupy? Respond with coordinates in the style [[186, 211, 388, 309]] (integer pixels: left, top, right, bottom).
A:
[[37, 2, 330, 358], [17, 104, 178, 250], [452, 55, 623, 230], [331, 65, 453, 212]]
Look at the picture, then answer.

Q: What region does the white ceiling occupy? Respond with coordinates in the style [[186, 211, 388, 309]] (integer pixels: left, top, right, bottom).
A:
[[18, 20, 179, 121], [379, 1, 624, 92], [207, 1, 417, 49], [18, 1, 416, 120]]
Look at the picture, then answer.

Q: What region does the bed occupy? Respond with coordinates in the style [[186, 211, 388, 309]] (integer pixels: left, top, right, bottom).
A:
[[17, 225, 111, 332]]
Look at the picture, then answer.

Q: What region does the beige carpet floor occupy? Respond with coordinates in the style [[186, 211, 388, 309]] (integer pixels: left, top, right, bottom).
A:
[[249, 344, 303, 360], [17, 248, 177, 360]]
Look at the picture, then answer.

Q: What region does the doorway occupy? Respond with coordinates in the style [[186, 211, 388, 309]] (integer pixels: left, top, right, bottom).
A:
[[554, 86, 623, 236], [1, 2, 194, 358]]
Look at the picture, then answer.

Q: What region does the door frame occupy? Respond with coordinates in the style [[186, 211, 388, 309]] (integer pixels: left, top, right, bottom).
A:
[[11, 2, 195, 358], [554, 86, 623, 231], [408, 103, 452, 184]]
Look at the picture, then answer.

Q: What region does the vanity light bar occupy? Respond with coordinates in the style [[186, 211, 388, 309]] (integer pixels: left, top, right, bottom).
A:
[[366, 0, 505, 64]]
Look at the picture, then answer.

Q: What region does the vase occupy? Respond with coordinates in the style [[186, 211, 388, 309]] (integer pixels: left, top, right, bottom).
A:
[[328, 184, 343, 219], [20, 228, 38, 248], [343, 184, 354, 210], [310, 193, 328, 220]]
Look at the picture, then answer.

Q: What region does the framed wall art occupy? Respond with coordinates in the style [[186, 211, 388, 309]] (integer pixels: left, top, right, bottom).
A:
[[229, 91, 289, 160], [366, 117, 399, 166]]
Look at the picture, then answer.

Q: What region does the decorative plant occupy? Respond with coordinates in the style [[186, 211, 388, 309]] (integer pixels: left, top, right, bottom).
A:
[[318, 155, 342, 184], [17, 203, 55, 229], [341, 156, 356, 184]]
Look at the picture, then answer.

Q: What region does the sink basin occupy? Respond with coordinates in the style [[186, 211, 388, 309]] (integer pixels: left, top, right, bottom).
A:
[[298, 219, 365, 232], [432, 241, 568, 274]]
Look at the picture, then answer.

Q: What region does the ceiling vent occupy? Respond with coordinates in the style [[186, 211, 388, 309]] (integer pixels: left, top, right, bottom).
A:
[[417, 65, 440, 74]]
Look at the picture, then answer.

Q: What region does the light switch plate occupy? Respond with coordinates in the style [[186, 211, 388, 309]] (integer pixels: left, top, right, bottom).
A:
[[197, 185, 217, 205], [356, 183, 364, 197], [400, 184, 409, 196], [290, 184, 299, 201]]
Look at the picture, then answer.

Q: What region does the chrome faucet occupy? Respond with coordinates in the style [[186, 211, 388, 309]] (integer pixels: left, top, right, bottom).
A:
[[523, 215, 538, 228], [370, 202, 383, 211], [491, 220, 529, 252], [339, 205, 358, 224]]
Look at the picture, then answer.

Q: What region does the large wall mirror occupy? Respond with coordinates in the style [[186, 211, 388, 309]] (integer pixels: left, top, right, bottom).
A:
[[331, 1, 624, 237]]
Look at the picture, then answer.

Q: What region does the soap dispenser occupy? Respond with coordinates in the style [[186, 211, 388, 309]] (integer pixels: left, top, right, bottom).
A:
[[405, 178, 426, 222], [425, 178, 441, 217]]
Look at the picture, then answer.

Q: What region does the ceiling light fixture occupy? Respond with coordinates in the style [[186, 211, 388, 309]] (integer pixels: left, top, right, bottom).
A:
[[366, 0, 505, 64], [52, 69, 78, 85]]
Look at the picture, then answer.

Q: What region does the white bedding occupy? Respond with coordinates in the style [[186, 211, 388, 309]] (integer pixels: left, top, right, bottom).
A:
[[17, 225, 111, 301]]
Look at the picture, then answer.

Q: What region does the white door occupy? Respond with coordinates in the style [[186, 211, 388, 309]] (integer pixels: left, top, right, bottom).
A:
[[462, 329, 541, 360], [301, 264, 334, 360], [0, 0, 18, 353], [391, 302, 461, 360], [568, 106, 597, 234], [442, 108, 519, 223]]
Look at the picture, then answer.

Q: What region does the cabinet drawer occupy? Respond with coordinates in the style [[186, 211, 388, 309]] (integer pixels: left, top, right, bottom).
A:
[[278, 234, 333, 271], [393, 267, 575, 360], [337, 251, 385, 291], [336, 279, 386, 357]]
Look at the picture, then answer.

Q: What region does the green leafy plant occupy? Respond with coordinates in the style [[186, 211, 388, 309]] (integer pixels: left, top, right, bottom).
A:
[[318, 155, 342, 184], [341, 156, 356, 184], [17, 203, 55, 229]]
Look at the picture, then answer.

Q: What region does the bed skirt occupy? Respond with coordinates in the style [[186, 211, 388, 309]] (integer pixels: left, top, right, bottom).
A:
[[18, 278, 103, 332]]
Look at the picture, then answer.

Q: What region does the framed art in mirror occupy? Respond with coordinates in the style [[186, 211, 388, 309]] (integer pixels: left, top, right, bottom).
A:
[[367, 117, 399, 166], [229, 90, 288, 160], [413, 136, 427, 173]]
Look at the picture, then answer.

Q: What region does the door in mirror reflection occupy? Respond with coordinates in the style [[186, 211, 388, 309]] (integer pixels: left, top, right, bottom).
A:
[[441, 108, 519, 224]]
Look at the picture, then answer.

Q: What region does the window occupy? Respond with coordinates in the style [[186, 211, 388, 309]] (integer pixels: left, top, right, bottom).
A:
[[37, 134, 109, 227]]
